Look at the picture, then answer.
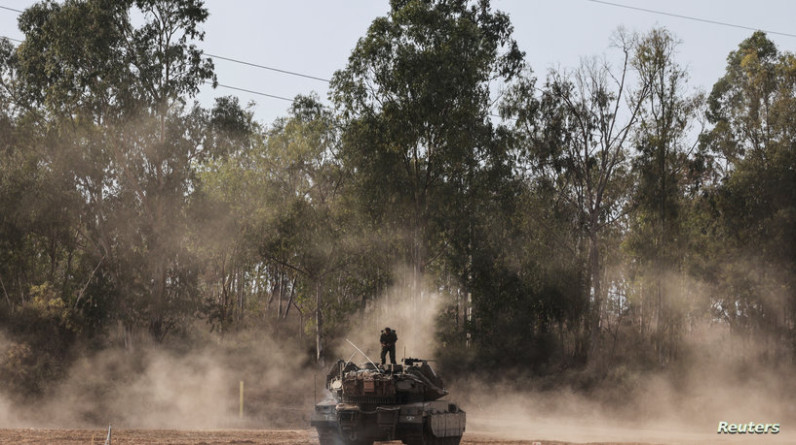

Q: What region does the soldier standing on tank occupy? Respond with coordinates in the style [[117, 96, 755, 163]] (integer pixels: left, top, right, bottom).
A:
[[380, 327, 397, 365]]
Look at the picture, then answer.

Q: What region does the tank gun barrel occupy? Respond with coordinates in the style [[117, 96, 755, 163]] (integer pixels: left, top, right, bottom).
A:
[[403, 357, 435, 366]]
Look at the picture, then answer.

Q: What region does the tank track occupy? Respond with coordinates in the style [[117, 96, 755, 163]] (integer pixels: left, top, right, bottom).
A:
[[403, 426, 462, 445]]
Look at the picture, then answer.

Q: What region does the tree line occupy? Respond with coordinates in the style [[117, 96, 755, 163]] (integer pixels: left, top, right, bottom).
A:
[[0, 0, 794, 398]]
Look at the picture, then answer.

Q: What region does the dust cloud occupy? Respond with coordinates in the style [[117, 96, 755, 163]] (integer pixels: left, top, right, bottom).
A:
[[2, 264, 796, 445], [330, 264, 444, 365], [0, 330, 316, 429], [0, 267, 444, 430], [450, 321, 796, 444], [0, 393, 20, 427], [329, 267, 796, 444], [0, 333, 21, 426]]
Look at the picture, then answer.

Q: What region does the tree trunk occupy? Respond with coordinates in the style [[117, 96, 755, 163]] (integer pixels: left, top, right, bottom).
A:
[[315, 280, 323, 363], [237, 268, 244, 322], [588, 229, 602, 361]]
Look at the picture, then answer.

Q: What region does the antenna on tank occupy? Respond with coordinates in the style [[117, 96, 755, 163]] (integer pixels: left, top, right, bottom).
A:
[[345, 338, 382, 373]]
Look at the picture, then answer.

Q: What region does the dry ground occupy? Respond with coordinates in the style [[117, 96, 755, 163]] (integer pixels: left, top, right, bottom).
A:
[[0, 429, 656, 445], [0, 428, 785, 445]]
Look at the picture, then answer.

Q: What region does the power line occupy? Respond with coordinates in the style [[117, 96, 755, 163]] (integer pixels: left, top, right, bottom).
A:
[[585, 0, 796, 39], [0, 5, 23, 44], [211, 82, 295, 103], [0, 34, 299, 102], [0, 34, 22, 43], [207, 53, 330, 83], [5, 0, 795, 89], [11, 1, 791, 118], [1, 3, 332, 83], [0, 5, 23, 13]]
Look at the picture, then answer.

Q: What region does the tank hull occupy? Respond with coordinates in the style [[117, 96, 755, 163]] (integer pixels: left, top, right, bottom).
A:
[[312, 358, 465, 445], [311, 400, 465, 445]]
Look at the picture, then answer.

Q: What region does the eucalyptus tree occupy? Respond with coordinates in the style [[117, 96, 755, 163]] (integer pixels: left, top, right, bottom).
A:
[[257, 96, 348, 361], [10, 0, 216, 342], [625, 28, 703, 363], [504, 30, 651, 361], [701, 32, 796, 352], [330, 0, 524, 316], [199, 95, 354, 361]]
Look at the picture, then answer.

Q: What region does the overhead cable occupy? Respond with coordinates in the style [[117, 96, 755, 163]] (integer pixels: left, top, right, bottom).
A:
[[585, 0, 796, 39], [210, 81, 295, 103], [206, 53, 331, 83], [0, 5, 22, 13]]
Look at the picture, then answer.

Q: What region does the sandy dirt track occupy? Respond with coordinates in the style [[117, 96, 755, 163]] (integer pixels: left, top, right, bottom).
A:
[[0, 428, 794, 445], [0, 428, 649, 445], [0, 428, 792, 445]]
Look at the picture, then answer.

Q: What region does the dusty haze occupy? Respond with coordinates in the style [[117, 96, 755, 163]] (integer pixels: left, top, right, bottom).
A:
[[1, 270, 795, 444]]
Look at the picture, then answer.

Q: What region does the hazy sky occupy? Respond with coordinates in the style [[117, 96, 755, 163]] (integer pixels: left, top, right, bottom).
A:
[[2, 0, 796, 125]]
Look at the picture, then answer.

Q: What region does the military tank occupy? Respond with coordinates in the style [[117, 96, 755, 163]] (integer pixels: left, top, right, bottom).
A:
[[311, 357, 465, 445]]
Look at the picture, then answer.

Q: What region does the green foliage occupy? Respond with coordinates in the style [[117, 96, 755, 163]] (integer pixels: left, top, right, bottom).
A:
[[15, 0, 214, 120], [331, 0, 523, 254], [502, 29, 655, 366], [698, 32, 796, 349], [623, 28, 704, 362], [2, 0, 217, 346], [331, 0, 531, 366]]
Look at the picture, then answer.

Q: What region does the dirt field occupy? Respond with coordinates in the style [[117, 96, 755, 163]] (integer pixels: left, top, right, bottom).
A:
[[0, 429, 308, 445], [0, 429, 650, 445], [0, 428, 789, 445]]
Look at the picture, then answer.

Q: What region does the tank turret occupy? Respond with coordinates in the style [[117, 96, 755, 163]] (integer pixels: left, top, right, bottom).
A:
[[311, 358, 466, 445]]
